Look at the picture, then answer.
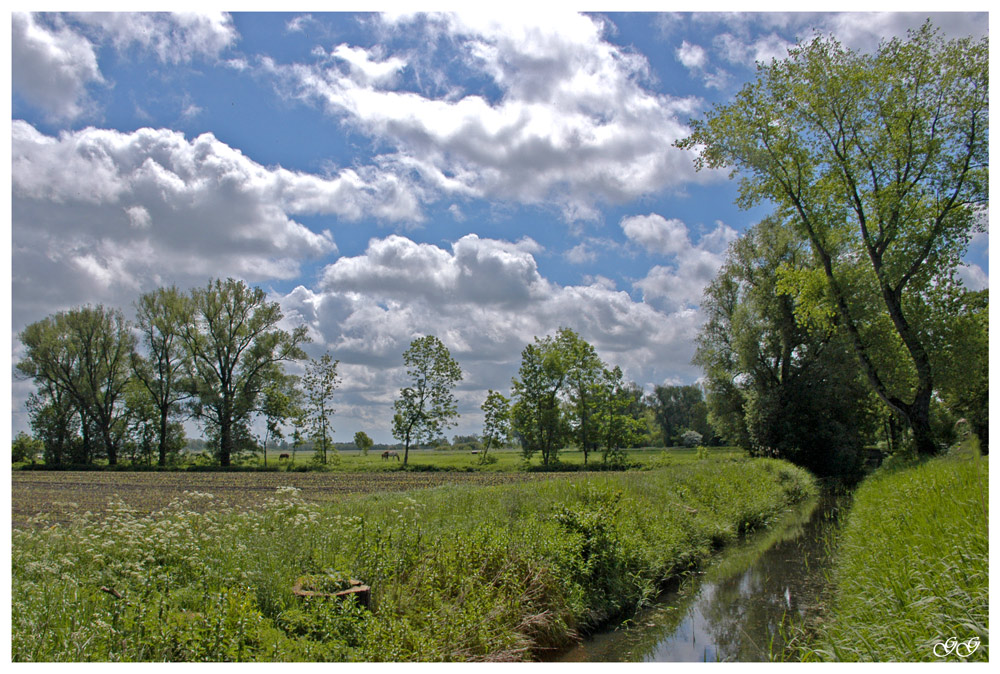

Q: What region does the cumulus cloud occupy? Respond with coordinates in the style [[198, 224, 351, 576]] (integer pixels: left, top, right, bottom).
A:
[[623, 214, 737, 313], [11, 12, 104, 122], [10, 121, 426, 325], [275, 232, 706, 438], [262, 11, 710, 222], [12, 12, 238, 121]]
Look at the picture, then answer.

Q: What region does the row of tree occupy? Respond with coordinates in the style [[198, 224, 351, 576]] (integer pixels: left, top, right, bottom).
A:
[[16, 279, 327, 467], [16, 280, 714, 468], [685, 24, 988, 472]]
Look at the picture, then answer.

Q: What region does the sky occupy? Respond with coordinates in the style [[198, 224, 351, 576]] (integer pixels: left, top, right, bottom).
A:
[[6, 7, 990, 444]]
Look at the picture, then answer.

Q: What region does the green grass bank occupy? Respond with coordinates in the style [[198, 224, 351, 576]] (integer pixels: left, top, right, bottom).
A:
[[12, 456, 815, 662], [801, 442, 988, 662]]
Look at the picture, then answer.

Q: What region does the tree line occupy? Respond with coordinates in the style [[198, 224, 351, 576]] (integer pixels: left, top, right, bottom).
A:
[[15, 279, 715, 468]]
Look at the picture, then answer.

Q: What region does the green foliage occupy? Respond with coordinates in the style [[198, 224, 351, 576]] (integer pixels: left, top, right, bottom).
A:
[[801, 444, 988, 661], [391, 335, 463, 465], [695, 216, 876, 476], [132, 286, 192, 467], [303, 354, 340, 465], [12, 431, 42, 463], [17, 305, 136, 465], [480, 389, 511, 463], [353, 432, 374, 456], [183, 278, 309, 467], [680, 23, 988, 456], [648, 384, 711, 446]]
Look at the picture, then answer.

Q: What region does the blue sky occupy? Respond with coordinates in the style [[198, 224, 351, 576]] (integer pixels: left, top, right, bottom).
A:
[[8, 8, 990, 442]]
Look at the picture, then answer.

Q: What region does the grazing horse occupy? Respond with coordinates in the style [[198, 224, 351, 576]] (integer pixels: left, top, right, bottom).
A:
[[381, 450, 400, 461], [278, 453, 290, 460]]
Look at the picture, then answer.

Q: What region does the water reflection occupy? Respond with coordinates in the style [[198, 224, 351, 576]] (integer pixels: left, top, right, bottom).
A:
[[557, 492, 842, 662]]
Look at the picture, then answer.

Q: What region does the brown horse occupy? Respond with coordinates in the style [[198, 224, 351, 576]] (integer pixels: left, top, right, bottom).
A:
[[278, 453, 290, 460], [381, 450, 400, 461]]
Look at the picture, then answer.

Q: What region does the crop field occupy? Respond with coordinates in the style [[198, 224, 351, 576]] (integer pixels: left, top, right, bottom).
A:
[[10, 470, 561, 528]]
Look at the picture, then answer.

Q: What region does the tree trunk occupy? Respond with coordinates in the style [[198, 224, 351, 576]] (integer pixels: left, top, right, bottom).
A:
[[219, 417, 232, 467], [158, 408, 169, 467]]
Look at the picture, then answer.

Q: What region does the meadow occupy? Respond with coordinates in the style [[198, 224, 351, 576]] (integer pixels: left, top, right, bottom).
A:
[[11, 452, 815, 662], [796, 440, 988, 662]]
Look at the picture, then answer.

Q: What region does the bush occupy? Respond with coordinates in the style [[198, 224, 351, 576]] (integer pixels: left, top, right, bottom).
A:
[[680, 430, 703, 448]]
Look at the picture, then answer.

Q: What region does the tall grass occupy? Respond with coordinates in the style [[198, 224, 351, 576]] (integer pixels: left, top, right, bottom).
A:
[[12, 456, 815, 662], [801, 440, 988, 662]]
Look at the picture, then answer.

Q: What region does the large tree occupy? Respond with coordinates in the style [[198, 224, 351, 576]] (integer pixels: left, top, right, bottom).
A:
[[391, 335, 463, 465], [679, 24, 988, 455], [511, 334, 570, 466], [182, 278, 308, 466], [559, 329, 604, 465], [18, 306, 136, 465], [132, 286, 192, 466], [695, 217, 877, 475], [648, 384, 706, 448]]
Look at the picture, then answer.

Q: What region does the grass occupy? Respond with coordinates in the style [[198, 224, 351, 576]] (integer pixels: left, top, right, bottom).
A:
[[16, 445, 744, 473], [797, 438, 988, 662], [12, 454, 815, 662]]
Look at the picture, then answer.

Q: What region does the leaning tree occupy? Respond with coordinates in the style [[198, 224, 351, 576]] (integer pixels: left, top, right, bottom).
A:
[[679, 24, 988, 455]]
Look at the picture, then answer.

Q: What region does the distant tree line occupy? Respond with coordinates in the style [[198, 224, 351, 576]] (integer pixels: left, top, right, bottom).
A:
[[15, 280, 717, 469]]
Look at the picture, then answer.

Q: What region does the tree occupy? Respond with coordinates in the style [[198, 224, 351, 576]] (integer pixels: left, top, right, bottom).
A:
[[17, 306, 136, 465], [132, 286, 192, 466], [649, 384, 705, 447], [480, 389, 510, 463], [559, 329, 605, 465], [391, 335, 463, 465], [695, 216, 876, 476], [302, 353, 340, 465], [12, 431, 43, 463], [24, 388, 78, 466], [258, 374, 298, 467], [932, 288, 988, 452], [354, 431, 374, 456], [594, 366, 644, 465], [679, 24, 988, 455], [182, 278, 309, 466], [511, 335, 569, 466]]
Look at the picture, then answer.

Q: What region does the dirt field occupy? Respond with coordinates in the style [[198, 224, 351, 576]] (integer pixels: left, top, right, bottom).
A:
[[10, 470, 560, 528]]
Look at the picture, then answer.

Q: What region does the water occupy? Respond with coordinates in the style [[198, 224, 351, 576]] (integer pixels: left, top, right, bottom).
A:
[[556, 491, 843, 662]]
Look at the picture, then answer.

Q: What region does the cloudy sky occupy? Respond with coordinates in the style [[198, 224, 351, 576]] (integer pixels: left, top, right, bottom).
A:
[[8, 8, 989, 443]]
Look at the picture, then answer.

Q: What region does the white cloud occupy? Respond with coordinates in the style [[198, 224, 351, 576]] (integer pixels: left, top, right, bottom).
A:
[[70, 11, 238, 64], [623, 214, 737, 313], [12, 12, 238, 121], [10, 121, 427, 325], [330, 44, 406, 86], [621, 214, 691, 256], [274, 232, 707, 438], [957, 264, 988, 292], [676, 40, 707, 69], [263, 12, 710, 222], [11, 12, 104, 122]]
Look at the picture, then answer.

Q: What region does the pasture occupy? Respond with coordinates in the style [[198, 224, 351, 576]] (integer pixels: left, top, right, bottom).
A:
[[236, 445, 742, 472]]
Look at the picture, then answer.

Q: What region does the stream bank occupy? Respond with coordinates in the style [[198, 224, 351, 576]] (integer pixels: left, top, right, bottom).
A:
[[555, 489, 844, 662]]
